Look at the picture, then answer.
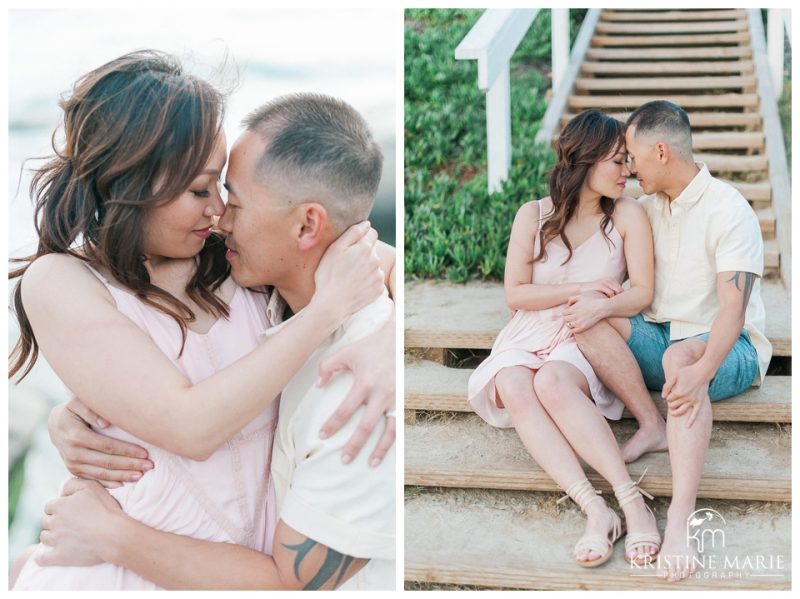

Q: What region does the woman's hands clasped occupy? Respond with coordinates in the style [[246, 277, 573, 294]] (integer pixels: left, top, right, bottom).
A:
[[563, 278, 624, 334]]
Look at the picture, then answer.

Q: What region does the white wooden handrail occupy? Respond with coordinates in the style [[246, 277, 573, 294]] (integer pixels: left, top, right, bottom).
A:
[[535, 9, 601, 147], [455, 9, 571, 194], [749, 9, 791, 287], [767, 9, 790, 96]]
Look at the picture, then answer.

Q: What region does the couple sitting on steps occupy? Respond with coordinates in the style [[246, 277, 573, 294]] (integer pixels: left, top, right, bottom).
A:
[[468, 100, 771, 582]]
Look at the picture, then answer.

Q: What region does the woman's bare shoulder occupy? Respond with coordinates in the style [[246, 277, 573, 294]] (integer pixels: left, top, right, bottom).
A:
[[614, 195, 645, 214], [21, 254, 109, 306], [517, 198, 549, 220]]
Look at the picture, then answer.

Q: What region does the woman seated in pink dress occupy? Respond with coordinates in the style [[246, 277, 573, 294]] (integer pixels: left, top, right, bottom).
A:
[[9, 50, 394, 590], [468, 110, 660, 568]]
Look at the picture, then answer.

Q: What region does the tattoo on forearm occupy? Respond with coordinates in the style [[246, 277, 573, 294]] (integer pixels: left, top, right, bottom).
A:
[[283, 539, 354, 590], [727, 271, 756, 316]]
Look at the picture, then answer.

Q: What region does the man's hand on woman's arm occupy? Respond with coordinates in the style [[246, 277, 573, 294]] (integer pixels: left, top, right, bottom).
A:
[[316, 240, 396, 466], [48, 400, 152, 487]]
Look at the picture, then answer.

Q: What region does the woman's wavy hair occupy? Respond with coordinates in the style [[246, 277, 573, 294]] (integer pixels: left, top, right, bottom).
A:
[[10, 50, 231, 380], [534, 109, 625, 265]]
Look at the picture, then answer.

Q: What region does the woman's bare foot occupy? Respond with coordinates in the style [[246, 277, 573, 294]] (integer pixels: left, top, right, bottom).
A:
[[657, 511, 701, 582], [574, 501, 617, 564], [620, 496, 660, 563], [621, 423, 668, 464]]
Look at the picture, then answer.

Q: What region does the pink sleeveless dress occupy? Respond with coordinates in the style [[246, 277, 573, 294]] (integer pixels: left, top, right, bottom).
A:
[[14, 266, 279, 590], [468, 200, 627, 427]]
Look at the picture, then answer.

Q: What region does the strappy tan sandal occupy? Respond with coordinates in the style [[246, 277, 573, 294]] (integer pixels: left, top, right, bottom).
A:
[[613, 469, 661, 566], [558, 478, 623, 568]]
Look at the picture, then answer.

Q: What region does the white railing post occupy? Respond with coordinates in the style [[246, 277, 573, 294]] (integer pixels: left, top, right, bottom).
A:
[[767, 9, 785, 96], [455, 9, 539, 194], [551, 9, 569, 94], [486, 68, 512, 195]]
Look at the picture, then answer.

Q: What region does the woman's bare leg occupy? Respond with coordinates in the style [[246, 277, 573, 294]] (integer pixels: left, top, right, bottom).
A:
[[495, 366, 610, 562], [533, 361, 659, 561]]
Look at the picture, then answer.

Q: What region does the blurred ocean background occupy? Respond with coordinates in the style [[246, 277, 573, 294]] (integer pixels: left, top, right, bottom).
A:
[[7, 8, 396, 571]]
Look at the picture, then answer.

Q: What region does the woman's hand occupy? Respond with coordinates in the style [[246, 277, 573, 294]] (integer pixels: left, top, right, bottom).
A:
[[317, 311, 396, 466], [311, 221, 385, 326], [563, 291, 612, 333], [48, 399, 152, 488], [578, 278, 623, 298], [36, 478, 123, 567]]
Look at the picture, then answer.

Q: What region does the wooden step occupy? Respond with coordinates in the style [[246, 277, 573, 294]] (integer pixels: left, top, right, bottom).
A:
[[601, 10, 747, 22], [404, 279, 791, 356], [568, 94, 759, 110], [560, 112, 762, 129], [756, 207, 776, 239], [764, 239, 779, 270], [592, 33, 750, 46], [582, 60, 754, 75], [696, 153, 767, 172], [692, 131, 763, 151], [405, 415, 791, 502], [405, 489, 791, 590], [586, 47, 752, 60], [405, 361, 791, 423], [575, 75, 756, 92], [596, 21, 748, 35]]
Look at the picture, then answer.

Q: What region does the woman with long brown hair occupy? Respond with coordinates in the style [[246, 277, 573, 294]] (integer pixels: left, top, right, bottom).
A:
[[10, 50, 393, 589], [468, 110, 660, 567]]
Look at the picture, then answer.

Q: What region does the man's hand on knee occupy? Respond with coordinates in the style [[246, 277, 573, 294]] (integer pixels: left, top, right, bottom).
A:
[[663, 363, 712, 428]]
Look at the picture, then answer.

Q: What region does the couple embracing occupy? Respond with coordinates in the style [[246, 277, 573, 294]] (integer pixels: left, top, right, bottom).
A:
[[468, 101, 770, 582], [10, 50, 395, 590]]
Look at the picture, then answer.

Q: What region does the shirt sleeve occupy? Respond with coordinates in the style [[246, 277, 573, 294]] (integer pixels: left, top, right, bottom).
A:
[[279, 371, 395, 560], [714, 195, 764, 276]]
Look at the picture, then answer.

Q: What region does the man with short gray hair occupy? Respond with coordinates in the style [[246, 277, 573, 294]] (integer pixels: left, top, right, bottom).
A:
[[571, 100, 770, 582], [33, 93, 396, 590]]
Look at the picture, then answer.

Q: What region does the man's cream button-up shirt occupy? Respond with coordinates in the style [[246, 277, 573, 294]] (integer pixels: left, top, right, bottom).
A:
[[261, 292, 395, 590], [639, 163, 771, 385]]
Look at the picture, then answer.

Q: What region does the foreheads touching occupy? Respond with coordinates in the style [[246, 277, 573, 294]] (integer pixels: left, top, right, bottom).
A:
[[240, 93, 383, 233], [625, 100, 693, 164]]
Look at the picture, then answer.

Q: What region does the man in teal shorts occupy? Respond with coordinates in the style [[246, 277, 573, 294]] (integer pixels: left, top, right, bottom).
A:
[[569, 101, 771, 582]]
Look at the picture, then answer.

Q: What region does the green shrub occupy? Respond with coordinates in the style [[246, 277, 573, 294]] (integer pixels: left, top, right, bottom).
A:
[[405, 9, 584, 281]]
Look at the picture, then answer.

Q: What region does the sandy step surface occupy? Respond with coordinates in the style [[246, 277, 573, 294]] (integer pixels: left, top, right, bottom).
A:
[[405, 487, 791, 590], [404, 280, 791, 356], [405, 360, 791, 423], [405, 413, 791, 502]]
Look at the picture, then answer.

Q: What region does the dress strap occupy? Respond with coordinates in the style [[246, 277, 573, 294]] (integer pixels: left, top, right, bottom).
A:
[[536, 197, 554, 236], [80, 260, 111, 286], [533, 197, 554, 257]]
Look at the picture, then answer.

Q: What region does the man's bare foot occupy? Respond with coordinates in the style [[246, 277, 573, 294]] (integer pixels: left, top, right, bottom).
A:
[[621, 423, 668, 463], [657, 512, 701, 582]]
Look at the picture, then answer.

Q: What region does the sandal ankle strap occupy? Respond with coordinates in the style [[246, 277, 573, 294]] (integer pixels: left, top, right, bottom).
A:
[[557, 478, 605, 513], [613, 468, 654, 507]]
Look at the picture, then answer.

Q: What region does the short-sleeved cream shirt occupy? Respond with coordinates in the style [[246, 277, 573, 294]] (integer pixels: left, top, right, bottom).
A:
[[639, 163, 771, 384], [261, 292, 395, 590]]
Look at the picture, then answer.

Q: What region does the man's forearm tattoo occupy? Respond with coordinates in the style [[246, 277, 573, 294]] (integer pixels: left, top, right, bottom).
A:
[[727, 271, 756, 316], [282, 539, 354, 590]]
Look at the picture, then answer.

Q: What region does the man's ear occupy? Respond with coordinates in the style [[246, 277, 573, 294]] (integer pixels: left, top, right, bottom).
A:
[[655, 141, 670, 163], [297, 202, 329, 251]]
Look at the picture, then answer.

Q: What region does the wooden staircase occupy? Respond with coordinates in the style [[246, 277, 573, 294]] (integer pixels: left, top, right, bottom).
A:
[[560, 8, 780, 277], [405, 9, 791, 591]]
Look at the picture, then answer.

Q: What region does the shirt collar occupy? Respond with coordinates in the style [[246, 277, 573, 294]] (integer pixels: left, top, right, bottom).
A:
[[653, 162, 711, 211], [265, 288, 288, 328]]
